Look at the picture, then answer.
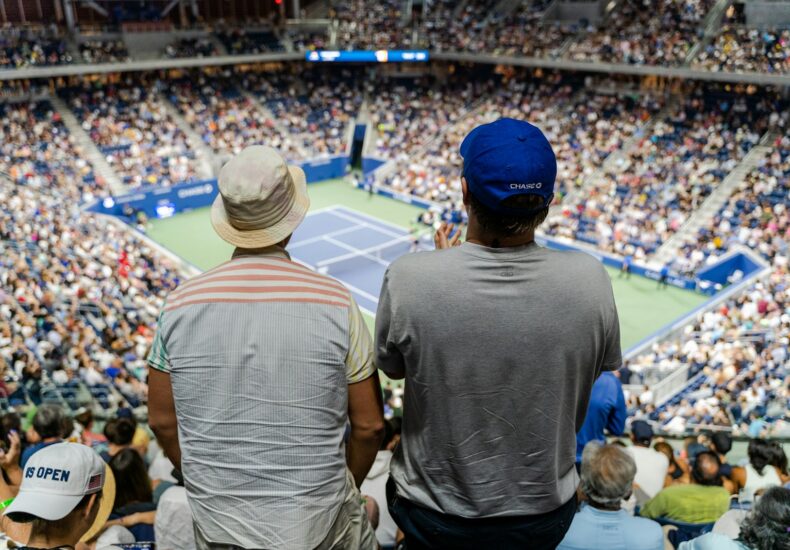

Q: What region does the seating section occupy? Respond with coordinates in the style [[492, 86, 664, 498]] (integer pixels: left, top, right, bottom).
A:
[[244, 71, 363, 158], [166, 76, 302, 161], [215, 28, 284, 54], [675, 132, 789, 274], [78, 39, 130, 64], [693, 25, 790, 75], [164, 38, 218, 58], [545, 94, 773, 256], [630, 266, 788, 437], [0, 27, 72, 68], [64, 84, 202, 188]]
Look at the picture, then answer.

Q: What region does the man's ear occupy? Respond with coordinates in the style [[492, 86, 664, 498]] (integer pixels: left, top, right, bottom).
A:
[[83, 493, 99, 519], [461, 177, 470, 207]]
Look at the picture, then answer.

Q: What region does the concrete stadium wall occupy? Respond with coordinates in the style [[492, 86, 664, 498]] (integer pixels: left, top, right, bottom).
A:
[[744, 1, 790, 26]]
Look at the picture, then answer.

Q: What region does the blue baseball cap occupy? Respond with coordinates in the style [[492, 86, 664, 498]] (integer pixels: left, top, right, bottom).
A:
[[460, 118, 557, 215]]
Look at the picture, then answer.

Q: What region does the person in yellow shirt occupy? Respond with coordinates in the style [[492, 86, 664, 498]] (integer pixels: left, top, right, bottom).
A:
[[640, 451, 731, 524]]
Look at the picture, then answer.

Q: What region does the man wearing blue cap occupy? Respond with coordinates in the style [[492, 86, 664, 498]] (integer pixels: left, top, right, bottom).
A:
[[375, 118, 622, 549]]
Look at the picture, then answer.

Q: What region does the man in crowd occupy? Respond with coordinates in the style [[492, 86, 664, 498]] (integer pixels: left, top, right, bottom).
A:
[[21, 404, 64, 467], [376, 119, 622, 548], [558, 442, 663, 550], [148, 146, 383, 549], [4, 442, 111, 546], [627, 420, 669, 503], [640, 451, 731, 524], [575, 370, 627, 466]]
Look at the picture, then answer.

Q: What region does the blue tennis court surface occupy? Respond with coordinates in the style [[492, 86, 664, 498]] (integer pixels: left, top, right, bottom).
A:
[[290, 206, 431, 314]]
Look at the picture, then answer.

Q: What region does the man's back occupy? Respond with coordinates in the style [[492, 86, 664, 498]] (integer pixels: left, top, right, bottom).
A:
[[376, 242, 622, 517], [628, 446, 669, 499], [575, 372, 626, 462], [150, 253, 372, 548], [557, 505, 663, 550]]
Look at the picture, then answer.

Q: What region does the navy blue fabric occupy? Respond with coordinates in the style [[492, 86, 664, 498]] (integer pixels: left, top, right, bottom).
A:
[[459, 118, 557, 214], [575, 372, 627, 462]]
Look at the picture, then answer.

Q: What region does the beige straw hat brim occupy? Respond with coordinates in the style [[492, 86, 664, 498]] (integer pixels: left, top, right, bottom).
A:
[[211, 165, 309, 249], [80, 463, 117, 542]]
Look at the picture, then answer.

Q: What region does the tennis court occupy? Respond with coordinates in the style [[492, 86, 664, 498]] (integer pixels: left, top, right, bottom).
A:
[[146, 179, 710, 350], [288, 206, 430, 314]]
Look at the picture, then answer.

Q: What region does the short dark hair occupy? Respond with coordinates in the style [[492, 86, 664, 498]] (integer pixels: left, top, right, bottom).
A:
[[738, 486, 790, 550], [104, 417, 136, 446], [692, 451, 722, 486], [110, 448, 153, 509], [468, 191, 548, 238], [711, 432, 732, 455], [32, 404, 65, 440]]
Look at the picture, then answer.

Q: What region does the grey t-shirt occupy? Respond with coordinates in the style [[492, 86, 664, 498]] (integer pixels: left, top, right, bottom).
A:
[[375, 241, 622, 518]]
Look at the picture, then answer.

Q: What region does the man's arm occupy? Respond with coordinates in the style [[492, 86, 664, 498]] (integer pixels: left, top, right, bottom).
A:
[[375, 269, 405, 379], [148, 368, 181, 471], [347, 372, 385, 488], [346, 296, 385, 487]]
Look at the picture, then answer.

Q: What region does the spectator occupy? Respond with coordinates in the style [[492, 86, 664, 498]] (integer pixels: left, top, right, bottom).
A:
[[627, 421, 669, 502], [731, 439, 786, 502], [102, 417, 137, 461], [641, 451, 731, 524], [20, 404, 64, 467], [155, 480, 195, 550], [376, 119, 622, 548], [576, 371, 627, 464], [654, 440, 689, 486], [75, 408, 107, 449], [557, 442, 663, 550], [106, 448, 156, 541], [4, 442, 112, 546], [678, 486, 790, 550], [361, 417, 401, 548], [148, 146, 383, 548]]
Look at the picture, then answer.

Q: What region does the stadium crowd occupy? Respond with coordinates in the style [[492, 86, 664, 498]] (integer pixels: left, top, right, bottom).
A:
[[0, 60, 788, 546], [0, 26, 72, 68], [78, 39, 131, 64], [565, 0, 712, 66], [66, 81, 202, 188]]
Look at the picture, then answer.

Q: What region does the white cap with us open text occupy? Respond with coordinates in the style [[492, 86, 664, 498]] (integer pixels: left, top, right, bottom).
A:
[[5, 442, 105, 521]]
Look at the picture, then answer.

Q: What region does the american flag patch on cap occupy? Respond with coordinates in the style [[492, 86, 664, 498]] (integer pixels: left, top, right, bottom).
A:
[[86, 472, 103, 493]]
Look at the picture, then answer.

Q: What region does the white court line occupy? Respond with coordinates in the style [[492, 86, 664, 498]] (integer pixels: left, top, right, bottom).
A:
[[323, 236, 392, 268], [289, 223, 368, 249], [330, 205, 415, 235], [325, 208, 406, 239]]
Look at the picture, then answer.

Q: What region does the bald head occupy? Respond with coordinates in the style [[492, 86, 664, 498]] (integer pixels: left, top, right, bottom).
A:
[[692, 451, 722, 486]]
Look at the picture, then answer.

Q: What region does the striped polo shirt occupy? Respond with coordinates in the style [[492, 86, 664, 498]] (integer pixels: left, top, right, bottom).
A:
[[148, 247, 375, 549]]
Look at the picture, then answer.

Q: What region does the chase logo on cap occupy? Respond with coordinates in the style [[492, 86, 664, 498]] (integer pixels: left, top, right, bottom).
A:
[[25, 466, 71, 482]]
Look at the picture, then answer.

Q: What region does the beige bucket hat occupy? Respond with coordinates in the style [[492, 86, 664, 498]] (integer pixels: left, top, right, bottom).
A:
[[211, 145, 310, 248]]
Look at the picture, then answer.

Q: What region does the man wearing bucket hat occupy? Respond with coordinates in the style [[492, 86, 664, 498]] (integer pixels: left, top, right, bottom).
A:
[[376, 119, 623, 549], [3, 442, 114, 547], [148, 146, 383, 549]]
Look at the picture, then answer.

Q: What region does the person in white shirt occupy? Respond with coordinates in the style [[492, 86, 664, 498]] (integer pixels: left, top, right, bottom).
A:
[[731, 439, 787, 503], [361, 418, 401, 548], [626, 421, 668, 504]]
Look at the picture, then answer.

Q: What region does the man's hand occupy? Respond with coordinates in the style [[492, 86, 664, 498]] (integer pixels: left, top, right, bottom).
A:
[[434, 222, 462, 250]]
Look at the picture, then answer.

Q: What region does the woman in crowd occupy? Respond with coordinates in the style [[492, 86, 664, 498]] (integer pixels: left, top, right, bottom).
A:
[[730, 439, 789, 502], [679, 486, 790, 550], [654, 440, 689, 486], [107, 448, 157, 541]]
